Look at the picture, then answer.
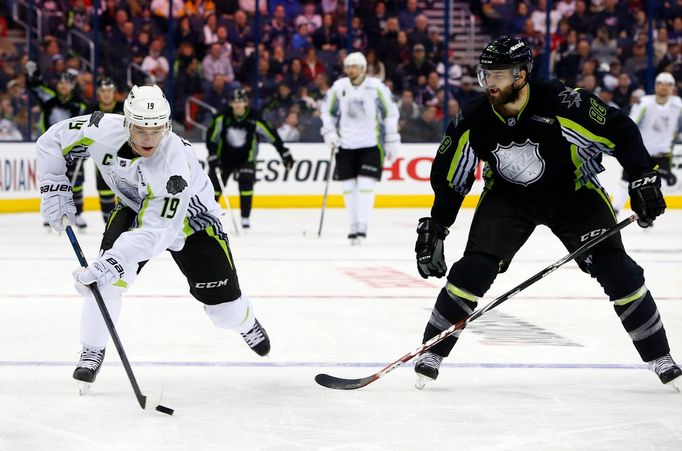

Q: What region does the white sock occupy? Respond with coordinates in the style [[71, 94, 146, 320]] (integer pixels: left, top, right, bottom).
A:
[[611, 180, 629, 213], [80, 286, 123, 350], [342, 179, 359, 230], [356, 176, 377, 233], [204, 294, 256, 333]]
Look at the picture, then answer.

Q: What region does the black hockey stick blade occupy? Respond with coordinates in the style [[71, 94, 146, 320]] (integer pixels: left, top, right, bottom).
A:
[[315, 373, 376, 390], [155, 405, 175, 416]]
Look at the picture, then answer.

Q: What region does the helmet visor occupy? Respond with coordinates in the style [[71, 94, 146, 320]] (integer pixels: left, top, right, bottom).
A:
[[476, 66, 517, 89]]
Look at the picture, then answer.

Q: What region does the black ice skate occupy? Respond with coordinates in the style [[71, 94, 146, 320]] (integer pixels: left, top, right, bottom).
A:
[[240, 319, 270, 356], [74, 214, 87, 230], [73, 347, 105, 395], [241, 217, 250, 229], [647, 354, 682, 392], [414, 351, 443, 390]]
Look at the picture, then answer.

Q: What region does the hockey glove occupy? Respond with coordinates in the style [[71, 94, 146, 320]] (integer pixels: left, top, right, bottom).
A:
[[384, 141, 399, 161], [415, 217, 449, 279], [73, 249, 128, 289], [40, 174, 76, 232], [629, 170, 666, 228], [280, 148, 295, 170], [323, 131, 340, 149]]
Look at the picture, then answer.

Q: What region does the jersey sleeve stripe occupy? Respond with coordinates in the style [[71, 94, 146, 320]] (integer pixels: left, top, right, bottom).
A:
[[557, 116, 615, 151]]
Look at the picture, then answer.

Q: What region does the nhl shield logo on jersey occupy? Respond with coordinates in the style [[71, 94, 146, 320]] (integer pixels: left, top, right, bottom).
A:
[[491, 139, 545, 186], [166, 175, 188, 195]]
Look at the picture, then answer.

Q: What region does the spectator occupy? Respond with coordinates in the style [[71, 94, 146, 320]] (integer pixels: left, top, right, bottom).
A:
[[556, 0, 576, 18], [38, 37, 61, 74], [531, 0, 562, 34], [291, 23, 312, 50], [654, 27, 669, 63], [402, 105, 442, 142], [425, 26, 444, 64], [507, 2, 531, 37], [263, 5, 292, 49], [266, 83, 296, 124], [284, 58, 307, 93], [228, 10, 253, 51], [447, 98, 460, 121], [141, 38, 170, 83], [567, 0, 594, 36], [455, 75, 482, 110], [408, 14, 429, 49], [277, 111, 301, 142], [398, 88, 421, 129], [311, 72, 330, 102], [594, 85, 618, 108], [366, 49, 386, 82], [578, 73, 597, 91], [401, 43, 435, 91], [312, 13, 340, 51], [623, 42, 648, 83], [175, 16, 201, 50], [399, 0, 422, 31], [591, 26, 619, 65], [203, 42, 235, 86], [239, 0, 268, 15], [593, 0, 628, 37], [174, 41, 204, 119], [204, 73, 232, 112], [419, 71, 440, 107], [612, 72, 635, 109], [269, 45, 287, 78], [350, 16, 367, 51], [602, 60, 622, 91], [294, 2, 322, 32], [203, 13, 219, 46], [436, 50, 463, 89], [302, 47, 325, 82]]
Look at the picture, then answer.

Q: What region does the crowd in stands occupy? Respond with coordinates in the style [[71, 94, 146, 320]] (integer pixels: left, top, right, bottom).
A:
[[0, 0, 681, 142]]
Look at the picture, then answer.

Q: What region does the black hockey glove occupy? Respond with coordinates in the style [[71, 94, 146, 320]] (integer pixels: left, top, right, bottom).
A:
[[415, 217, 449, 279], [629, 170, 666, 228], [281, 148, 294, 171]]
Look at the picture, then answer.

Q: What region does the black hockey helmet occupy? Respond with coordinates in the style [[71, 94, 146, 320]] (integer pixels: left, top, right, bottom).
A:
[[58, 71, 77, 85], [479, 35, 533, 72], [231, 88, 248, 103], [97, 76, 116, 90]]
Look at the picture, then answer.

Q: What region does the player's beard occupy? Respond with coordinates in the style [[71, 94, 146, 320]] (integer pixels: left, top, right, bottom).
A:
[[486, 83, 521, 108]]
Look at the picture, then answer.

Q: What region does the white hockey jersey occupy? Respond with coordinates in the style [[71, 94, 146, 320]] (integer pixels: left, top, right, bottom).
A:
[[629, 95, 682, 155], [36, 113, 222, 265], [321, 76, 400, 149]]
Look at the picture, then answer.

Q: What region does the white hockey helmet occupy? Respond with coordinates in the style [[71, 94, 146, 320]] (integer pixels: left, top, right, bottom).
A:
[[123, 84, 172, 142], [344, 52, 367, 72]]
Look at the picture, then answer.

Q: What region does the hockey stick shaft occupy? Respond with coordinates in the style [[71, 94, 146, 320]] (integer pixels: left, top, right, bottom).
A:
[[215, 167, 240, 236], [64, 223, 174, 415], [317, 145, 336, 237], [315, 214, 637, 389], [70, 158, 83, 186]]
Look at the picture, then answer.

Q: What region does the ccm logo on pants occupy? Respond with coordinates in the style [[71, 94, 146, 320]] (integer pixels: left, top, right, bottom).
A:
[[195, 279, 229, 288]]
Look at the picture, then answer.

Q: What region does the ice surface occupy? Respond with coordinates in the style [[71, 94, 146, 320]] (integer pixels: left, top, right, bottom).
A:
[[1, 208, 680, 450]]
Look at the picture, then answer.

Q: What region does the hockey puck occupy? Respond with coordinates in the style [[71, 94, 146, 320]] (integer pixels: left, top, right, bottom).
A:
[[156, 405, 174, 416]]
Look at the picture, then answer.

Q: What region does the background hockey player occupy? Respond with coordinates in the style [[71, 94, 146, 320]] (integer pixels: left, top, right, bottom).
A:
[[87, 77, 125, 223], [321, 52, 400, 244], [26, 61, 89, 228], [413, 36, 680, 391], [206, 89, 294, 229], [611, 72, 681, 217], [36, 85, 271, 392]]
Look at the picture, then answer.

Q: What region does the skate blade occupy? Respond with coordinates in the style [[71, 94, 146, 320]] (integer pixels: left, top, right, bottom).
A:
[[76, 381, 92, 396], [415, 374, 434, 390], [666, 376, 681, 393]]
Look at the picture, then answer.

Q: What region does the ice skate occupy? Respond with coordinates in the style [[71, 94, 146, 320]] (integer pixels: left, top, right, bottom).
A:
[[74, 214, 87, 231], [240, 319, 270, 356], [647, 354, 682, 392], [241, 217, 250, 231], [348, 232, 358, 245], [414, 351, 443, 390], [73, 347, 105, 395]]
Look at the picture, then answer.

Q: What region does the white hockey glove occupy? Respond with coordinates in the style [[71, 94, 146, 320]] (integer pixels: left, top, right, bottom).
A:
[[323, 131, 340, 150], [40, 174, 76, 232], [384, 141, 399, 161], [73, 250, 128, 290]]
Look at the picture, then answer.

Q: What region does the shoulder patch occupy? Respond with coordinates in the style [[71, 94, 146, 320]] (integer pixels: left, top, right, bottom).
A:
[[558, 87, 582, 109], [88, 111, 105, 127], [166, 175, 188, 195]]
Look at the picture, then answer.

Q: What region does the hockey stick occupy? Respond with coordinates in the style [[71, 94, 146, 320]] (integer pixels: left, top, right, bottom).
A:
[[317, 144, 336, 237], [63, 220, 174, 415], [70, 158, 84, 186], [315, 214, 637, 390], [214, 167, 240, 236]]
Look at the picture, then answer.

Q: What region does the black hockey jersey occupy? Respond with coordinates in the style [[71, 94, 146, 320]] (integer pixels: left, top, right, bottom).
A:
[[28, 81, 88, 134], [206, 108, 287, 162], [430, 79, 653, 226]]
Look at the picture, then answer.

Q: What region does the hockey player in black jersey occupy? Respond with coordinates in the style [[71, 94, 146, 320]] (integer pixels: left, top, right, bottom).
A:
[[414, 36, 680, 391], [26, 62, 89, 228], [87, 77, 125, 223], [206, 89, 294, 229]]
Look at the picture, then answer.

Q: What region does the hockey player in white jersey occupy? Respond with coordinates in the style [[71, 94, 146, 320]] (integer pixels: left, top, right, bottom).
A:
[[612, 72, 681, 216], [36, 85, 271, 391], [321, 52, 400, 244]]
